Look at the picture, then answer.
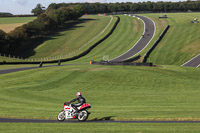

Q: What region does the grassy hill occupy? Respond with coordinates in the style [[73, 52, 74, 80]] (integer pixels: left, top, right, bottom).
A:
[[19, 15, 115, 60], [0, 64, 199, 120], [0, 15, 143, 63], [1, 13, 200, 67], [0, 15, 116, 62], [143, 13, 200, 65], [0, 13, 200, 132], [0, 17, 36, 33], [65, 15, 144, 63], [0, 56, 23, 62], [137, 14, 168, 57]]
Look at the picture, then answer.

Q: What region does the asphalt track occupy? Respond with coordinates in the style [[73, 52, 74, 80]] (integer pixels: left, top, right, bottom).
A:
[[0, 63, 88, 75], [0, 66, 40, 75], [1, 118, 200, 123], [0, 15, 199, 123], [182, 54, 200, 68], [110, 15, 155, 62], [0, 15, 155, 75]]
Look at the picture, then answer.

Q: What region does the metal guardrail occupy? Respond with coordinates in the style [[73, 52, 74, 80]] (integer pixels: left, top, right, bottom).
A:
[[91, 60, 153, 66]]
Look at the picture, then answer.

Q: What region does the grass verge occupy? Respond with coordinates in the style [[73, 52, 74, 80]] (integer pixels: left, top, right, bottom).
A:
[[145, 13, 200, 65], [0, 17, 36, 32], [0, 65, 199, 120], [65, 15, 143, 63], [0, 123, 200, 133]]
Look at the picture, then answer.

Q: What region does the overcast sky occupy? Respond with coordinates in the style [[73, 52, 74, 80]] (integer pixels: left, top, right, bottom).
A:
[[1, 0, 186, 15]]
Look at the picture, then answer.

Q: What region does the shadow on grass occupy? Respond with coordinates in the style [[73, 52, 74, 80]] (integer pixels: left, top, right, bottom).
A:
[[15, 18, 97, 58], [90, 116, 115, 121]]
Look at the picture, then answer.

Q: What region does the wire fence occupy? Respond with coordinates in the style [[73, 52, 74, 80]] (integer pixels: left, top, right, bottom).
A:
[[0, 15, 114, 63]]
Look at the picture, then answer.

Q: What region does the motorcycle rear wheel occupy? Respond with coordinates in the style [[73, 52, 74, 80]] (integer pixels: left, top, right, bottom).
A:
[[78, 110, 89, 121], [57, 110, 65, 121]]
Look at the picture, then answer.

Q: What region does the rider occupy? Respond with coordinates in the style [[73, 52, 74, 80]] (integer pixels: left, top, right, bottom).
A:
[[66, 92, 86, 112]]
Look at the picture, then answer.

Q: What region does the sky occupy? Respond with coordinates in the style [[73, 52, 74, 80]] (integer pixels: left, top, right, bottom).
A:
[[0, 0, 186, 15]]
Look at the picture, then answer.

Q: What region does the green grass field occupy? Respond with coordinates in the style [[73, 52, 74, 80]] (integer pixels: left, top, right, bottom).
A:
[[1, 13, 200, 66], [0, 13, 200, 133], [0, 17, 36, 33], [1, 123, 200, 133], [0, 15, 143, 63], [65, 15, 143, 63], [0, 17, 36, 24], [136, 14, 168, 58], [20, 15, 115, 59], [0, 65, 199, 120], [144, 13, 200, 65], [0, 15, 115, 62], [0, 56, 25, 62]]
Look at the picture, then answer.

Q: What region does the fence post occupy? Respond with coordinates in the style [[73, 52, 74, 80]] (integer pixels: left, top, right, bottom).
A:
[[39, 61, 43, 67], [58, 60, 61, 66]]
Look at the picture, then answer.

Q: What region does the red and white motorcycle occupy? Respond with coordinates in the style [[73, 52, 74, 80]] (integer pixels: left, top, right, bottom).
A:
[[57, 103, 91, 121]]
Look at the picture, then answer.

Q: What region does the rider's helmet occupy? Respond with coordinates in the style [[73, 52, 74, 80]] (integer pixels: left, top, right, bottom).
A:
[[76, 92, 82, 97]]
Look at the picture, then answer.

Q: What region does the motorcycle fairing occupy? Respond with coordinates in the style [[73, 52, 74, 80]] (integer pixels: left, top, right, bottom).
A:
[[63, 104, 76, 119], [78, 103, 91, 110]]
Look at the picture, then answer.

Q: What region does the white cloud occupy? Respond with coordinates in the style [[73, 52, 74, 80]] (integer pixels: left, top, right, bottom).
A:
[[16, 0, 28, 5]]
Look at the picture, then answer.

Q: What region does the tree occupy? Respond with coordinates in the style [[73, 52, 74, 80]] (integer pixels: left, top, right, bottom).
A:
[[31, 4, 45, 16], [0, 30, 6, 53]]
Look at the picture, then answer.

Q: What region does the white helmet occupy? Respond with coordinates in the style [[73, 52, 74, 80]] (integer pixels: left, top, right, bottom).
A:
[[76, 92, 82, 97]]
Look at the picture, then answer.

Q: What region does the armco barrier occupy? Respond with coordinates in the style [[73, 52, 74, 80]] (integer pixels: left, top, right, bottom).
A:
[[143, 25, 170, 63], [0, 16, 120, 65], [91, 60, 153, 66], [123, 55, 141, 62]]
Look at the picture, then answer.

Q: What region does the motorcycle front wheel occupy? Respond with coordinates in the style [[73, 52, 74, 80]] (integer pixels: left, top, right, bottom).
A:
[[57, 110, 65, 121], [78, 110, 89, 121]]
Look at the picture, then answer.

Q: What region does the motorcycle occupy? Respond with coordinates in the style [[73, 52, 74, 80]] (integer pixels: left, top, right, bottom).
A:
[[57, 103, 91, 121]]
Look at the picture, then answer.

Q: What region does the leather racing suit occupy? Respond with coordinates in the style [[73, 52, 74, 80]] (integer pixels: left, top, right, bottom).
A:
[[69, 95, 86, 112]]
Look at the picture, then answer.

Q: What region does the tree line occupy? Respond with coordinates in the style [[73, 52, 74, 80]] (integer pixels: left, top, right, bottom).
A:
[[0, 12, 13, 17], [48, 1, 200, 14], [1, 1, 200, 56], [0, 5, 83, 55]]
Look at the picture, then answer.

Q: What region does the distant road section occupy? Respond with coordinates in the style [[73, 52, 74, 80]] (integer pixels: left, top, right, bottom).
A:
[[110, 15, 155, 62], [182, 54, 200, 68], [0, 63, 88, 75], [0, 67, 39, 75]]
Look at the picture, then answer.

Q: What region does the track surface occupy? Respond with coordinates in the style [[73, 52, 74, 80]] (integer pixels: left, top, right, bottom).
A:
[[182, 54, 200, 68], [0, 63, 88, 75], [0, 67, 39, 75], [0, 16, 199, 124], [111, 15, 155, 62], [0, 65, 59, 75], [1, 118, 200, 123]]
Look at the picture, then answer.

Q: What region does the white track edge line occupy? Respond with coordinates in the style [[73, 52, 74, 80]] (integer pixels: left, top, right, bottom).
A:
[[109, 15, 145, 61], [181, 54, 200, 67], [110, 15, 156, 61], [126, 16, 156, 60]]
